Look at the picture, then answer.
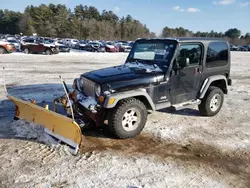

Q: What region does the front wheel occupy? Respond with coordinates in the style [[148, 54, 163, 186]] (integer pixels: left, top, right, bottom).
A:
[[198, 86, 224, 116], [108, 98, 148, 139], [0, 47, 6, 54], [45, 49, 52, 55], [24, 48, 29, 54]]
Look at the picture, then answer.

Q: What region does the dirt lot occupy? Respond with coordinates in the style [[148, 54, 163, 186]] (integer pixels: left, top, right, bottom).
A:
[[0, 51, 250, 188]]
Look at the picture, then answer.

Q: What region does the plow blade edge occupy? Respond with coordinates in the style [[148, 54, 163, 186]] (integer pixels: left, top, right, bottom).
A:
[[8, 95, 82, 155]]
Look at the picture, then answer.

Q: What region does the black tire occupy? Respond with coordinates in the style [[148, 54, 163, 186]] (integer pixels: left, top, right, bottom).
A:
[[108, 98, 148, 139], [24, 48, 29, 54], [198, 86, 224, 116], [0, 47, 6, 54], [45, 49, 52, 55]]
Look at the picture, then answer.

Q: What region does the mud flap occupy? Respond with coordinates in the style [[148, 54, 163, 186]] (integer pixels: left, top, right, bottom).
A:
[[7, 95, 82, 155]]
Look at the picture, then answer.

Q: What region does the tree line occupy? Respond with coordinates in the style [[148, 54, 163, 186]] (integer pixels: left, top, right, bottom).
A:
[[0, 4, 155, 40], [161, 27, 250, 45], [0, 3, 249, 45]]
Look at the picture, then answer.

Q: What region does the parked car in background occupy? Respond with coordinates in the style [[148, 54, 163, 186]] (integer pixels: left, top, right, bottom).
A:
[[82, 41, 106, 52], [55, 41, 70, 53], [242, 45, 250, 51], [76, 40, 87, 50], [238, 46, 248, 51], [61, 38, 71, 47], [105, 41, 118, 52], [21, 38, 59, 55], [230, 45, 239, 51], [0, 41, 16, 54], [5, 38, 21, 51], [66, 39, 79, 48], [116, 42, 132, 52]]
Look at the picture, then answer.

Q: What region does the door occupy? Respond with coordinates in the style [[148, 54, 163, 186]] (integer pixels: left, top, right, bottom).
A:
[[36, 40, 45, 52], [170, 43, 203, 104]]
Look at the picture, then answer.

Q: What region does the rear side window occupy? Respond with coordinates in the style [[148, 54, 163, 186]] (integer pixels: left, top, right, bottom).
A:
[[25, 39, 34, 43], [177, 44, 202, 66], [206, 42, 228, 68]]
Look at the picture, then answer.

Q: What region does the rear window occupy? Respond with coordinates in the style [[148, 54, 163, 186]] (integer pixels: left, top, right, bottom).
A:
[[206, 42, 229, 68]]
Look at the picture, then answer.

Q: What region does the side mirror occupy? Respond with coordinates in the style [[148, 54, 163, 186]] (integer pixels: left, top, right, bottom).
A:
[[178, 57, 190, 68]]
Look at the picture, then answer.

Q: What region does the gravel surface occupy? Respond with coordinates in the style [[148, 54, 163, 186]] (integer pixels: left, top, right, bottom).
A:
[[0, 51, 249, 188]]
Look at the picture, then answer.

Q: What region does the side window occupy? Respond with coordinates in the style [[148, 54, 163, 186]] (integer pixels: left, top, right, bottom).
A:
[[206, 42, 228, 68], [177, 44, 202, 66], [26, 39, 34, 43]]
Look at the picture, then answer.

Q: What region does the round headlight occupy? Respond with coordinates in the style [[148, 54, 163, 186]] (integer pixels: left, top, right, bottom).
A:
[[95, 84, 101, 96]]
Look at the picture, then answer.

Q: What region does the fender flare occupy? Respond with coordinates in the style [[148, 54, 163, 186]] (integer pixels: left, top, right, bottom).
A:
[[199, 75, 228, 99], [104, 89, 156, 110]]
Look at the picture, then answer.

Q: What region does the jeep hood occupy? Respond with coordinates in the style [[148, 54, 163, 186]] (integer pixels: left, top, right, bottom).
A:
[[82, 65, 164, 91]]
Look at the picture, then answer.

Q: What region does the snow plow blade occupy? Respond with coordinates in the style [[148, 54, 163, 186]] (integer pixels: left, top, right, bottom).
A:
[[7, 95, 82, 155]]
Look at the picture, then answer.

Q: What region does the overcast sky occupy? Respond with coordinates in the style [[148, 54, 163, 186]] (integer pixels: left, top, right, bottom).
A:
[[1, 0, 249, 35]]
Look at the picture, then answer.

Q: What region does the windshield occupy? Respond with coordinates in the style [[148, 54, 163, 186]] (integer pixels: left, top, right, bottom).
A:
[[89, 42, 99, 45], [106, 42, 114, 45], [44, 40, 55, 44], [7, 40, 18, 43], [126, 41, 177, 72]]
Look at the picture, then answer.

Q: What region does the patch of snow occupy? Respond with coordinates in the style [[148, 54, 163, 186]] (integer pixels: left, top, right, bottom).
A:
[[12, 120, 59, 146]]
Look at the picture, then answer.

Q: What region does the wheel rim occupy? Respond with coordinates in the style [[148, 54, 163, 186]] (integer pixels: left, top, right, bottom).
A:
[[122, 108, 141, 132], [210, 94, 221, 112], [24, 49, 28, 54]]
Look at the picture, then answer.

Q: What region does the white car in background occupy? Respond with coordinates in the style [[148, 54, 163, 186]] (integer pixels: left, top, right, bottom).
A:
[[115, 42, 132, 52], [62, 39, 79, 48]]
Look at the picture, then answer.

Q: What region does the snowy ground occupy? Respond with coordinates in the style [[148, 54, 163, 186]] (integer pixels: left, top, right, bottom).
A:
[[0, 51, 250, 188]]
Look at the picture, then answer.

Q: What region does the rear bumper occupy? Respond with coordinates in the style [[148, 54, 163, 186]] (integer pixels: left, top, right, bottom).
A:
[[59, 47, 70, 52], [106, 48, 116, 52], [98, 48, 106, 52]]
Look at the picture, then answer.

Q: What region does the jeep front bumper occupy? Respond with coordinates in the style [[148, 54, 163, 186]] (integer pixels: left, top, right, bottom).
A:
[[76, 93, 98, 114]]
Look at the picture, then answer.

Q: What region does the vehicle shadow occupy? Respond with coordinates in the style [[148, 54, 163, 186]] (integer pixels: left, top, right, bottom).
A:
[[159, 107, 201, 117]]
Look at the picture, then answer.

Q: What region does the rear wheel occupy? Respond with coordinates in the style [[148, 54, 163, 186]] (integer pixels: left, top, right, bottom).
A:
[[198, 86, 224, 116], [0, 47, 6, 54], [108, 98, 148, 138], [24, 48, 29, 54], [45, 49, 52, 55]]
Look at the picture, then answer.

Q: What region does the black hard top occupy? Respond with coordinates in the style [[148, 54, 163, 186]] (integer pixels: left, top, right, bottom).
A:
[[136, 37, 227, 43]]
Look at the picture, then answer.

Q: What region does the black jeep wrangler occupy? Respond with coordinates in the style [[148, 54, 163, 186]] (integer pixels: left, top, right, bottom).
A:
[[69, 38, 232, 138]]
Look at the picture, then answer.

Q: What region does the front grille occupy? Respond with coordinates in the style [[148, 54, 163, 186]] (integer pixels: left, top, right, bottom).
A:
[[81, 77, 96, 97]]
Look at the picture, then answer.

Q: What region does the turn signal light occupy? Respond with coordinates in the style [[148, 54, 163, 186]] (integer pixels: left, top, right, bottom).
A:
[[109, 98, 115, 105]]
